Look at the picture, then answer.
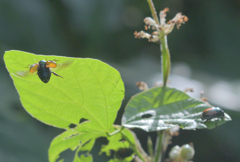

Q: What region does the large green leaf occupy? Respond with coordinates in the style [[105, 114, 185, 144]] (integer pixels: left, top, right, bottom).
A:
[[122, 87, 231, 131], [4, 50, 125, 131]]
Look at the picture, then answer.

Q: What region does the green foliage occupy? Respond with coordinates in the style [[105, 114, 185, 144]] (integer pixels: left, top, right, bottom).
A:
[[4, 50, 127, 162], [122, 87, 231, 131], [49, 122, 103, 162], [48, 124, 136, 162], [4, 50, 124, 131], [4, 50, 232, 162], [101, 128, 136, 161]]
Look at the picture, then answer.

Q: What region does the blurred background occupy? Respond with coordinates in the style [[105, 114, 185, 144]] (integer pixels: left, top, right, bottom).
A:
[[0, 0, 239, 162]]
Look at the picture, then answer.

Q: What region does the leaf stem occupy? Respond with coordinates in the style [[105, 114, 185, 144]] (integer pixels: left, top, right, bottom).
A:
[[147, 0, 160, 25], [107, 126, 124, 136]]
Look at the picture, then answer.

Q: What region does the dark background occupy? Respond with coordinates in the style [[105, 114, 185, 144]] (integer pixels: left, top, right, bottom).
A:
[[0, 0, 240, 162]]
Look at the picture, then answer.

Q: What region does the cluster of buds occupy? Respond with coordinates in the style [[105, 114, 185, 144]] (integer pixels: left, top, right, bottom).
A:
[[134, 8, 188, 43], [168, 143, 195, 161]]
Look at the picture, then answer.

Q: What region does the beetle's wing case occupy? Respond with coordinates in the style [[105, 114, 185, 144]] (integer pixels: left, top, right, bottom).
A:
[[29, 63, 39, 73], [46, 61, 57, 68]]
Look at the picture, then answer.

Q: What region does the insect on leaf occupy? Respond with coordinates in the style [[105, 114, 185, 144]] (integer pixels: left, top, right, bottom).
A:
[[4, 50, 125, 132]]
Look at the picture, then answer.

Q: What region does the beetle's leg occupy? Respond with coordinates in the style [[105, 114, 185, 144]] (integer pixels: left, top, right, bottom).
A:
[[52, 71, 63, 78]]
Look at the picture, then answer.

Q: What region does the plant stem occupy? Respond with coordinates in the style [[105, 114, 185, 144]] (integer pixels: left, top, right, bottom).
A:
[[160, 34, 171, 87], [146, 0, 171, 87], [147, 136, 154, 160], [154, 131, 165, 162], [145, 2, 171, 162], [147, 0, 160, 25]]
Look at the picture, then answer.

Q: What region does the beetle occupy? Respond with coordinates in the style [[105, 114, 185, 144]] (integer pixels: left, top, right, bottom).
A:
[[201, 107, 225, 126], [29, 60, 63, 83]]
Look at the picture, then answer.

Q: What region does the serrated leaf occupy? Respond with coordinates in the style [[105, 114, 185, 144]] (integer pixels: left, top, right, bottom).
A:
[[4, 50, 125, 131], [122, 87, 231, 131]]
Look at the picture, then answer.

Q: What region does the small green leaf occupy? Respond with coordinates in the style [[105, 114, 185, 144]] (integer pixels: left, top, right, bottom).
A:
[[49, 125, 136, 162], [101, 128, 135, 161], [122, 87, 231, 131], [73, 136, 95, 162], [77, 155, 93, 162], [48, 122, 104, 162], [101, 129, 131, 156], [4, 50, 125, 131]]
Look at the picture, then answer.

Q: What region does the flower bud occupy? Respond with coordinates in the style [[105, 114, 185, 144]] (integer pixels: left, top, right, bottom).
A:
[[180, 144, 195, 160], [144, 17, 158, 29], [169, 145, 181, 160]]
